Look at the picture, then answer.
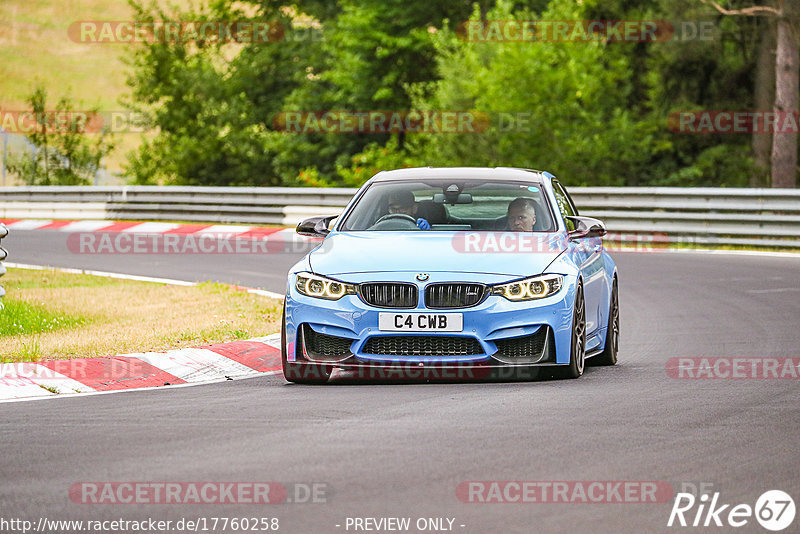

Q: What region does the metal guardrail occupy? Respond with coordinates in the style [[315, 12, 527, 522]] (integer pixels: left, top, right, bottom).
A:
[[567, 187, 800, 248], [0, 186, 356, 226], [0, 186, 799, 248]]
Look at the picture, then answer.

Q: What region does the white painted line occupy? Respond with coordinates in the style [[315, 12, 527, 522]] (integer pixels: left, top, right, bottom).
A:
[[5, 219, 53, 230], [747, 287, 800, 294], [6, 264, 287, 298], [121, 222, 181, 233], [58, 220, 116, 232], [133, 348, 258, 382], [78, 270, 197, 286], [247, 288, 285, 300], [196, 225, 254, 236], [0, 369, 282, 404], [5, 263, 198, 286]]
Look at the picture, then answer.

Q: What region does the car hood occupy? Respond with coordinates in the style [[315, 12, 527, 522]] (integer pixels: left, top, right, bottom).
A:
[[308, 231, 566, 277]]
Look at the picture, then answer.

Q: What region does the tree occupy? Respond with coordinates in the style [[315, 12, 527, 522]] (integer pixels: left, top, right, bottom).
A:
[[123, 0, 788, 188], [403, 0, 656, 186], [123, 0, 305, 185], [771, 0, 798, 187], [124, 0, 494, 186], [8, 87, 114, 185], [702, 0, 798, 188], [278, 0, 495, 185]]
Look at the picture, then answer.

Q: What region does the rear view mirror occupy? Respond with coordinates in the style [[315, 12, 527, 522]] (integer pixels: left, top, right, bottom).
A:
[[296, 215, 338, 237], [432, 193, 472, 205], [566, 216, 606, 240]]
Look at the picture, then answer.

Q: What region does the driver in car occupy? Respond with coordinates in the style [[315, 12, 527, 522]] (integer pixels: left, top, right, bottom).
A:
[[387, 190, 431, 230], [506, 197, 537, 231]]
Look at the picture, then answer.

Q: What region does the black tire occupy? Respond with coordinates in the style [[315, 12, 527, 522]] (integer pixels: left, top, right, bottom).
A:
[[555, 282, 586, 379], [590, 276, 619, 366], [281, 305, 331, 384]]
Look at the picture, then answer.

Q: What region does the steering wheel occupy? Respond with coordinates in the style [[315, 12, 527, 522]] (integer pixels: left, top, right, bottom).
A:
[[374, 213, 418, 226]]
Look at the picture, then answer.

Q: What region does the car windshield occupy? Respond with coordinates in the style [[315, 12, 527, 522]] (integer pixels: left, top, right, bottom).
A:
[[339, 179, 555, 232]]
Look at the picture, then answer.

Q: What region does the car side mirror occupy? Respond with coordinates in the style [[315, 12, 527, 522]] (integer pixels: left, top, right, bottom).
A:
[[296, 215, 337, 237], [566, 216, 606, 240]]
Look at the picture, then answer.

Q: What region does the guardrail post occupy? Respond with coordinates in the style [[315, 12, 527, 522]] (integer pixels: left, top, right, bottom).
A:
[[0, 223, 7, 302]]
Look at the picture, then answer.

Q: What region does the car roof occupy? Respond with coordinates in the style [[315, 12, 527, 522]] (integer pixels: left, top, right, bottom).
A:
[[370, 167, 549, 183]]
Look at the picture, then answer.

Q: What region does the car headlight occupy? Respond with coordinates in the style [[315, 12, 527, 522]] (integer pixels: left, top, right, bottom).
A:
[[295, 272, 357, 300], [491, 274, 564, 301]]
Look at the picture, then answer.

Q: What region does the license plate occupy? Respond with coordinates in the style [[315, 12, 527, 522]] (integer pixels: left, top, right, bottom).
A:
[[378, 313, 463, 332]]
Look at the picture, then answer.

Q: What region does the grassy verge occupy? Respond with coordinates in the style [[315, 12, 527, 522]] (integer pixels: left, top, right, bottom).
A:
[[0, 268, 282, 362]]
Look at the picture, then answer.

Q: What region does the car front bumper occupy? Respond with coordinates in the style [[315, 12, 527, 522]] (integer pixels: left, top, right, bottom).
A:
[[284, 272, 577, 370]]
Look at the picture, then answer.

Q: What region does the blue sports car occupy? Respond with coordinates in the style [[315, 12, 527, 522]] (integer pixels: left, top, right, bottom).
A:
[[282, 167, 619, 383]]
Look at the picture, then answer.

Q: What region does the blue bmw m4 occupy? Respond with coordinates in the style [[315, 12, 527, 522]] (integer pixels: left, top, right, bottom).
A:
[[282, 167, 619, 383]]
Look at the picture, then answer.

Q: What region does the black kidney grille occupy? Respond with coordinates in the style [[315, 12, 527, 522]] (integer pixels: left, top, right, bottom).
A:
[[363, 336, 484, 357], [425, 283, 487, 308], [494, 328, 548, 358], [303, 327, 353, 357], [359, 283, 417, 308]]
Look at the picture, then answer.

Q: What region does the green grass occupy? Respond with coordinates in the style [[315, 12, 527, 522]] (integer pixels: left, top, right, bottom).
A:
[[11, 336, 44, 360], [0, 299, 89, 337], [2, 267, 282, 362]]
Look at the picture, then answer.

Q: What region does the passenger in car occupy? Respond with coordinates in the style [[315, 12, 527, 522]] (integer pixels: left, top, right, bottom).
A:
[[506, 197, 537, 231]]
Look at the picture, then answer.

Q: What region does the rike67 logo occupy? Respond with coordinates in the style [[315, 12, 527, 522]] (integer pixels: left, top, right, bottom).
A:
[[668, 490, 795, 531]]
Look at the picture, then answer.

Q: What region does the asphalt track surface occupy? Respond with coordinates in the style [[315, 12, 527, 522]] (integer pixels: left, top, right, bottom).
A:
[[2, 229, 800, 534], [5, 230, 304, 293]]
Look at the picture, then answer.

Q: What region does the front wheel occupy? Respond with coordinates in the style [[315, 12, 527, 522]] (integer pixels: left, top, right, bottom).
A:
[[555, 282, 586, 379], [281, 306, 331, 384]]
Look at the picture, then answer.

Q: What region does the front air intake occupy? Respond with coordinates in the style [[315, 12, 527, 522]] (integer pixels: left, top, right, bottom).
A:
[[303, 326, 353, 358], [363, 335, 484, 357]]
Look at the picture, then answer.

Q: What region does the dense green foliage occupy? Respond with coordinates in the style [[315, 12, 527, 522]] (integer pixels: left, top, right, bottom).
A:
[[123, 0, 790, 187]]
